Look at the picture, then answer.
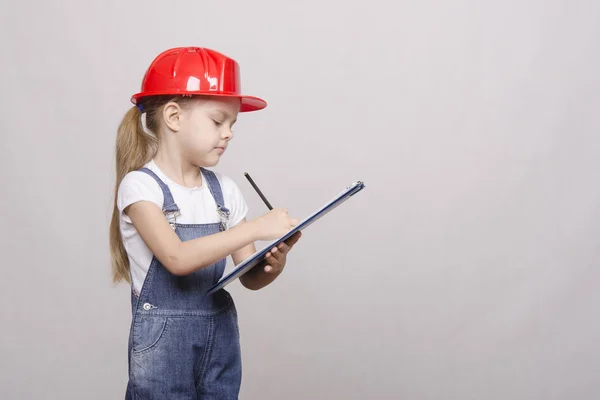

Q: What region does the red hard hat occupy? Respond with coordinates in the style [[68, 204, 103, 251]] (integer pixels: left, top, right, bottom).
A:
[[131, 47, 267, 112]]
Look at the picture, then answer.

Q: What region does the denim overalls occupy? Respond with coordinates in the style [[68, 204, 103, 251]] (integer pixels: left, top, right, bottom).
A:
[[125, 167, 241, 400]]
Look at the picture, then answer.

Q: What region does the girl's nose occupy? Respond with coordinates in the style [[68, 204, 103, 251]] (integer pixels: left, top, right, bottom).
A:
[[223, 128, 233, 141]]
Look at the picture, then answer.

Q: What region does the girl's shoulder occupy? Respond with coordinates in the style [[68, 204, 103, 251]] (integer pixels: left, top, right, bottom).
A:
[[117, 169, 164, 213]]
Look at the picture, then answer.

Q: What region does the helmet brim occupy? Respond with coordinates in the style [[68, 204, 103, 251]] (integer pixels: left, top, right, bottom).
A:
[[130, 91, 267, 112]]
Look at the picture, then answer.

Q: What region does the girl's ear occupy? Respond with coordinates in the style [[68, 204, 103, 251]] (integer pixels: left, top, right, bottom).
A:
[[163, 101, 182, 132]]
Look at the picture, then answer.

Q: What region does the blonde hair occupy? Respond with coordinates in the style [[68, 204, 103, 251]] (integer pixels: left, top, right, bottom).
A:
[[109, 96, 194, 283]]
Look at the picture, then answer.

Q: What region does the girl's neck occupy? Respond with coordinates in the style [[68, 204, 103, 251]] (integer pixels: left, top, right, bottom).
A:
[[153, 148, 203, 188]]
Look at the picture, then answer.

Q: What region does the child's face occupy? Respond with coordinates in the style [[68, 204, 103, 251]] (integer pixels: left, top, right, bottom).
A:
[[178, 97, 240, 167]]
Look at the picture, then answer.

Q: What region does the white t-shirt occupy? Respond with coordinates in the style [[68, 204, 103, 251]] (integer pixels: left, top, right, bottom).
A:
[[117, 159, 249, 295]]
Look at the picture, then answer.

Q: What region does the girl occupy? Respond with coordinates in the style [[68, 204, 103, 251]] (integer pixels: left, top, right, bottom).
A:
[[109, 46, 302, 399]]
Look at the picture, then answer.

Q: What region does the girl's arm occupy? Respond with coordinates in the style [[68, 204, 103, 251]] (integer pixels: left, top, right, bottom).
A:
[[125, 201, 295, 276]]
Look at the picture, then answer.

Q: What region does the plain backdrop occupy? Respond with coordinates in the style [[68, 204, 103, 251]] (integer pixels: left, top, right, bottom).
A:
[[1, 0, 599, 399]]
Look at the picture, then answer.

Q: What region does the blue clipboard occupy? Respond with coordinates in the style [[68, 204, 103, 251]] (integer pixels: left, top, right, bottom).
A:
[[207, 180, 366, 295]]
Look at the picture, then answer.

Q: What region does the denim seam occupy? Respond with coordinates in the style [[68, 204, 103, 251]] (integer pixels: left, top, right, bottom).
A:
[[169, 222, 222, 229], [130, 353, 138, 400], [130, 258, 159, 342], [137, 307, 231, 317], [231, 308, 240, 342], [131, 317, 170, 355], [195, 316, 215, 392]]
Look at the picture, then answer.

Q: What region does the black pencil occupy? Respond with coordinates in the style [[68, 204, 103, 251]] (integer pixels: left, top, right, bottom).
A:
[[244, 172, 273, 210]]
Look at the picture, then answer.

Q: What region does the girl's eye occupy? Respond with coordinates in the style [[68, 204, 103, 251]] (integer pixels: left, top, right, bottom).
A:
[[213, 120, 223, 126]]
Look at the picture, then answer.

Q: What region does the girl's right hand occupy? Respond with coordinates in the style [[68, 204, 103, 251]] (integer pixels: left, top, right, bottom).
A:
[[252, 208, 299, 241]]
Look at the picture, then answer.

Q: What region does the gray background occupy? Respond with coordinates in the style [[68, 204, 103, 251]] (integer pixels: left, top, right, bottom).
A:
[[1, 0, 599, 399]]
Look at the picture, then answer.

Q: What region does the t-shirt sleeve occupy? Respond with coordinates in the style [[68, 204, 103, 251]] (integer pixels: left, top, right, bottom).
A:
[[218, 173, 249, 228], [117, 171, 164, 223]]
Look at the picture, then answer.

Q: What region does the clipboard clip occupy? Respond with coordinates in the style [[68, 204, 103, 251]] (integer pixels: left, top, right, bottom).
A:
[[347, 181, 364, 196], [347, 181, 364, 189]]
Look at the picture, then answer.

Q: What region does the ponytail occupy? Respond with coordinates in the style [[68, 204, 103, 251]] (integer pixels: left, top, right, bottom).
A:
[[109, 106, 158, 283]]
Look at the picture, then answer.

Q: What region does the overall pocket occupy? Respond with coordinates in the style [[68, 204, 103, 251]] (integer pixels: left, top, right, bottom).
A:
[[132, 316, 170, 355]]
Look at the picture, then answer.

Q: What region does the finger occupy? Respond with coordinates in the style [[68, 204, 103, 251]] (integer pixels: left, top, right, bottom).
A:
[[268, 248, 284, 263], [279, 241, 297, 255], [271, 246, 283, 255], [277, 242, 290, 253], [264, 260, 281, 273], [264, 253, 275, 272], [285, 231, 302, 247], [266, 252, 283, 267]]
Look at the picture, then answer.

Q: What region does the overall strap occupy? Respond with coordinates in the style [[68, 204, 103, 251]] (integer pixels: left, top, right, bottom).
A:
[[200, 168, 230, 230], [138, 168, 180, 213]]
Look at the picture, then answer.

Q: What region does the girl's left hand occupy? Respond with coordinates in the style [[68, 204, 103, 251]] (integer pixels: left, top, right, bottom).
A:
[[263, 231, 302, 274]]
